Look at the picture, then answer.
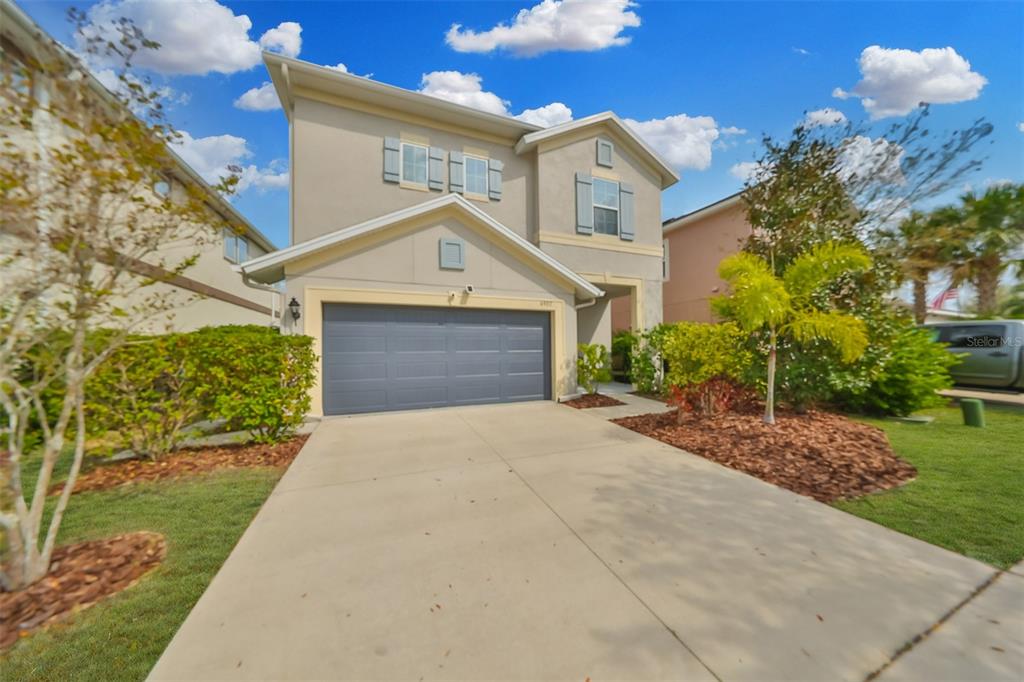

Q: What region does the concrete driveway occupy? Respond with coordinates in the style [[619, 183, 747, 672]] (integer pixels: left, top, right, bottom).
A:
[[150, 401, 1011, 681]]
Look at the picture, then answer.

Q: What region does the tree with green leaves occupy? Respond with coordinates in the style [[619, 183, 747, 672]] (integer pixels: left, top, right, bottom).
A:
[[882, 207, 960, 323], [713, 243, 872, 424], [1, 11, 238, 590], [948, 184, 1024, 316]]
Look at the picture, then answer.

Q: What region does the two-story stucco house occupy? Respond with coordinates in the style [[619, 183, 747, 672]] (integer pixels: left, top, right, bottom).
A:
[[237, 54, 678, 416]]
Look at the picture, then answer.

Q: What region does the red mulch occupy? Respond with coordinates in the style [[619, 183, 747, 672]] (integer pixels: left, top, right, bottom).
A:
[[0, 532, 166, 649], [51, 435, 308, 496], [563, 393, 627, 409], [612, 408, 916, 502]]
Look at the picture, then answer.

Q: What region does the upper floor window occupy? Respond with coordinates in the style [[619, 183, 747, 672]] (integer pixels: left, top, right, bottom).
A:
[[154, 179, 171, 198], [401, 142, 428, 186], [662, 238, 670, 281], [592, 177, 619, 235], [464, 155, 488, 196], [223, 229, 250, 264]]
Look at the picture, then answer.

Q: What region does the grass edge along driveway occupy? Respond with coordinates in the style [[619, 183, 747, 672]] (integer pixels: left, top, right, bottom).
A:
[[1, 467, 282, 682], [836, 404, 1023, 570]]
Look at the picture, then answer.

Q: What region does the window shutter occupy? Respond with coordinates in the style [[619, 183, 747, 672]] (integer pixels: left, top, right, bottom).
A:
[[597, 139, 614, 168], [428, 147, 445, 190], [383, 137, 400, 183], [575, 172, 594, 234], [449, 151, 464, 193], [488, 159, 503, 200], [619, 183, 635, 241]]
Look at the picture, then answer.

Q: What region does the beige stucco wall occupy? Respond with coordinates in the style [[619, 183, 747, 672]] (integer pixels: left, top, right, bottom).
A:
[[663, 202, 751, 323], [280, 211, 581, 413], [577, 299, 612, 349], [292, 97, 535, 243]]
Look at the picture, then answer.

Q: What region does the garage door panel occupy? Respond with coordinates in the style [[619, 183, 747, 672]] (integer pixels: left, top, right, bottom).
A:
[[323, 303, 551, 415]]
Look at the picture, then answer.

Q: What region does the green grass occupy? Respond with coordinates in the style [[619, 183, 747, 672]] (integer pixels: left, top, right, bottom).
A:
[[1, 467, 282, 681], [835, 404, 1024, 569]]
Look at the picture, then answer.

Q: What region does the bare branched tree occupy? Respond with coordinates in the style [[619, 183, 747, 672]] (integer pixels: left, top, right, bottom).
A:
[[1, 10, 238, 590]]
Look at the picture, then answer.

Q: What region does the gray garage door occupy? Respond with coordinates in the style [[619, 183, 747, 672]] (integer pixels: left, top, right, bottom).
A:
[[322, 304, 551, 415]]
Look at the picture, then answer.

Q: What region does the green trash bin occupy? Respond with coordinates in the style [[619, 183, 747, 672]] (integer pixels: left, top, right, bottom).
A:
[[961, 398, 985, 428]]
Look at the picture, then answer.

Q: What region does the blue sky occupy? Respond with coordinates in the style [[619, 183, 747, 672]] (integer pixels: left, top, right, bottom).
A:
[[20, 0, 1024, 249]]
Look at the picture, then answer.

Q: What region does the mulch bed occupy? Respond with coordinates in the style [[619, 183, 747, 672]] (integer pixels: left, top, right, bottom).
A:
[[0, 532, 166, 649], [51, 435, 308, 496], [563, 393, 626, 409], [612, 408, 916, 502]]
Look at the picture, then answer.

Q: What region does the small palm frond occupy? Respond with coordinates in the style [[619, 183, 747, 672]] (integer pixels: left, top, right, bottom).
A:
[[783, 242, 872, 301], [717, 252, 790, 331], [785, 309, 868, 363]]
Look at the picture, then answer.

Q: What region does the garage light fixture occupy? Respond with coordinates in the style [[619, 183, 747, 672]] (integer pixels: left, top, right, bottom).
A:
[[288, 297, 301, 322]]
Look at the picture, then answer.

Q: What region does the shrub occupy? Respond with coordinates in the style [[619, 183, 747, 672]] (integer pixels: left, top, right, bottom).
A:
[[836, 323, 959, 416], [630, 323, 673, 394], [576, 343, 612, 394], [85, 334, 207, 459], [610, 329, 638, 381], [668, 376, 755, 422], [190, 326, 317, 443], [661, 321, 752, 389]]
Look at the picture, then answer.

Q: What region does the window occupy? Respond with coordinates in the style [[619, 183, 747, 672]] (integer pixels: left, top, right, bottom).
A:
[[401, 142, 428, 186], [940, 325, 1006, 349], [465, 155, 488, 196], [662, 239, 670, 281], [154, 179, 171, 197], [223, 229, 250, 264], [592, 177, 619, 235]]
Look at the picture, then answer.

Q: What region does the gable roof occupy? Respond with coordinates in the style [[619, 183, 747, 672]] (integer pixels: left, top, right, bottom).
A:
[[515, 112, 680, 189], [263, 53, 541, 142], [663, 192, 744, 235], [237, 194, 604, 299]]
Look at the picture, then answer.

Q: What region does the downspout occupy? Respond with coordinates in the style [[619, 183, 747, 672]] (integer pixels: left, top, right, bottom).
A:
[[238, 268, 285, 328], [574, 297, 599, 311]]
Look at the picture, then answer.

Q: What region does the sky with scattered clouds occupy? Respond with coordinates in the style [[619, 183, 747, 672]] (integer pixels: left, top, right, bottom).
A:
[[20, 0, 1024, 248]]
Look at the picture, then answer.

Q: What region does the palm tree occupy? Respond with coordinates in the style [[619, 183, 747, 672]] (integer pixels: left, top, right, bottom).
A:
[[950, 184, 1024, 316], [885, 208, 959, 323], [713, 242, 871, 424]]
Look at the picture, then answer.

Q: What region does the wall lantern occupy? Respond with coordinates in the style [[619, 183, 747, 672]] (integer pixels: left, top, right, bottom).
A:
[[288, 297, 301, 321]]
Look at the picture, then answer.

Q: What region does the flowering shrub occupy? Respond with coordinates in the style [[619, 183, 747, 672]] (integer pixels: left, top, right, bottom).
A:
[[668, 376, 756, 423]]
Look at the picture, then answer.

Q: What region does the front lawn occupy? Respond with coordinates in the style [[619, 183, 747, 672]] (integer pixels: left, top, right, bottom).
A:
[[835, 404, 1024, 569], [1, 468, 282, 681]]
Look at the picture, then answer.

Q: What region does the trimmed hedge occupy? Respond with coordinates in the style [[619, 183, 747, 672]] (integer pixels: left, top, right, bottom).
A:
[[86, 325, 316, 458]]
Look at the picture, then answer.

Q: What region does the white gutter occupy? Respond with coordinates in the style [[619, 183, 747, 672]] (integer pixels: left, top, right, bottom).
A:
[[237, 268, 284, 326]]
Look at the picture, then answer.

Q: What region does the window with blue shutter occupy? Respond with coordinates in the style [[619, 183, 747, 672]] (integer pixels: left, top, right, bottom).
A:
[[575, 172, 594, 234], [619, 183, 635, 241], [428, 147, 445, 190], [596, 139, 614, 168], [449, 151, 464, 193], [488, 159, 503, 200], [383, 137, 400, 183]]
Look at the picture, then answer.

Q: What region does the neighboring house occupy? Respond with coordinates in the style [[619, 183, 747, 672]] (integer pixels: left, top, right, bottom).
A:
[[237, 54, 679, 416], [1, 0, 279, 333], [657, 192, 751, 324]]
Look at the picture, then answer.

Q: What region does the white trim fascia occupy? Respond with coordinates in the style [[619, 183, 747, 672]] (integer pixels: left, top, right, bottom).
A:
[[515, 112, 680, 188], [238, 194, 604, 299], [663, 192, 744, 234]]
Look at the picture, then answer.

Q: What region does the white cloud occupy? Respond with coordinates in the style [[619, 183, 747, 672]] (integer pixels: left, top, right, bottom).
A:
[[258, 21, 301, 58], [722, 126, 747, 135], [834, 45, 987, 119], [792, 47, 811, 56], [172, 131, 287, 194], [91, 67, 189, 111], [328, 63, 349, 73], [78, 0, 300, 75], [803, 107, 848, 127], [838, 135, 905, 185], [624, 114, 720, 170], [234, 82, 280, 111], [729, 161, 762, 181], [515, 102, 573, 127], [1018, 122, 1024, 133], [418, 71, 510, 115], [445, 0, 640, 57], [417, 70, 568, 127]]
